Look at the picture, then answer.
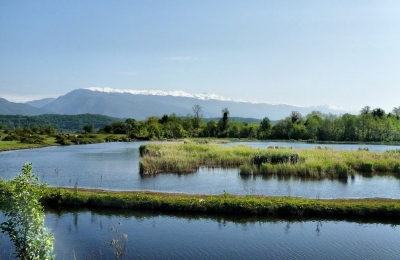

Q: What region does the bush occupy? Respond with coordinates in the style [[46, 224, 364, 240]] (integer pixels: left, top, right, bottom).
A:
[[20, 135, 45, 144], [0, 163, 55, 259], [2, 133, 21, 141]]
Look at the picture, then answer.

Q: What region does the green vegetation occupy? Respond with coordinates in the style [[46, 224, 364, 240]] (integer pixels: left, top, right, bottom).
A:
[[0, 114, 119, 132], [0, 163, 54, 260], [1, 185, 399, 220], [3, 104, 400, 143], [140, 143, 400, 178], [0, 164, 399, 229]]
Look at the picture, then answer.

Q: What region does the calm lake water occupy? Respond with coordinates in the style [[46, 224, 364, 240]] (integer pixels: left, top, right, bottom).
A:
[[1, 209, 400, 260], [1, 141, 400, 198], [2, 142, 400, 259]]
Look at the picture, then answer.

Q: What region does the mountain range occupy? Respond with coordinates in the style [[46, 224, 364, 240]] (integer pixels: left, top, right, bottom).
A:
[[0, 88, 353, 120]]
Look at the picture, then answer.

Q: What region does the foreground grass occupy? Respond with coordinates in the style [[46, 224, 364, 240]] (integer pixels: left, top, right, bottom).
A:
[[6, 186, 400, 220], [140, 143, 400, 178]]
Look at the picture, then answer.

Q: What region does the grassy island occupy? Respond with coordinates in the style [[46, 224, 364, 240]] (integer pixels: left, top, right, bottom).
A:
[[4, 186, 400, 220], [139, 142, 400, 179]]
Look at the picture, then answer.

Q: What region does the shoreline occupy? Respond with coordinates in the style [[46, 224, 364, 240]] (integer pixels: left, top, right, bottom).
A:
[[2, 137, 400, 153], [23, 186, 400, 221]]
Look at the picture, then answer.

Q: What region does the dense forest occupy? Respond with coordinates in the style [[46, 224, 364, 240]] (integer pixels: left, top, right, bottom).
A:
[[2, 105, 400, 143], [0, 114, 119, 131], [94, 105, 400, 142]]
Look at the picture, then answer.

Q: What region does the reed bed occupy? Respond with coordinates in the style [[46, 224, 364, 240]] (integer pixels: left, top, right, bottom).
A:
[[139, 143, 400, 179]]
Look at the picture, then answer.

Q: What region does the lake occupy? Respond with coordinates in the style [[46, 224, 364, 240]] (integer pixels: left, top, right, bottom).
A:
[[1, 141, 400, 198], [0, 209, 399, 259], [2, 141, 400, 259]]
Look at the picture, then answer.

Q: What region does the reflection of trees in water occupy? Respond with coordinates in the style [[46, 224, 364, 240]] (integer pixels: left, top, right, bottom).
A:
[[315, 220, 323, 236], [240, 174, 257, 195], [284, 222, 291, 234]]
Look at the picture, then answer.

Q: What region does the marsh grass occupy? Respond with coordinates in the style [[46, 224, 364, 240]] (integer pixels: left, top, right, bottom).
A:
[[140, 143, 400, 178], [21, 186, 400, 219]]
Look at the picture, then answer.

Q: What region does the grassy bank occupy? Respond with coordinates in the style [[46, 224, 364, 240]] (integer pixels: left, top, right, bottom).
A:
[[0, 136, 57, 151], [139, 143, 400, 178], [4, 185, 400, 220], [0, 133, 133, 152]]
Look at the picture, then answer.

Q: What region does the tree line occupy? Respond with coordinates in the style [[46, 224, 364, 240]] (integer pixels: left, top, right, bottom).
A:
[[0, 114, 118, 131], [92, 105, 400, 142], [2, 105, 400, 143]]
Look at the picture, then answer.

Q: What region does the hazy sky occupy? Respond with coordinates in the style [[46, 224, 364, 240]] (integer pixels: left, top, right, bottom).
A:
[[1, 1, 400, 112]]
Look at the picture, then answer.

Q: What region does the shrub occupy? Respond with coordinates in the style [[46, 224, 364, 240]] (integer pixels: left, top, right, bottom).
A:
[[359, 162, 374, 172], [0, 163, 55, 259]]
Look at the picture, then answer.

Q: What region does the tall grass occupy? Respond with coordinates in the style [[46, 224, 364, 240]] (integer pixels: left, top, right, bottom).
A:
[[140, 143, 400, 178]]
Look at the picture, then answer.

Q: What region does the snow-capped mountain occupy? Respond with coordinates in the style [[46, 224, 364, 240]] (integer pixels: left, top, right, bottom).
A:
[[35, 88, 352, 120]]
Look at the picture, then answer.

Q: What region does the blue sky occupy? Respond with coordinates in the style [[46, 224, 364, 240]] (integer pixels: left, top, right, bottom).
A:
[[1, 1, 400, 112]]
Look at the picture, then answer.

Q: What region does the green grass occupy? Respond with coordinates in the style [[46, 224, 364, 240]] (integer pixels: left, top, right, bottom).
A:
[[0, 133, 131, 151], [0, 172, 399, 220], [12, 185, 400, 220], [0, 135, 57, 151], [140, 143, 400, 178]]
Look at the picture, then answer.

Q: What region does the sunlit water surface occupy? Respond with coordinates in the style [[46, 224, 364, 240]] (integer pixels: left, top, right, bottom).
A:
[[0, 142, 400, 198]]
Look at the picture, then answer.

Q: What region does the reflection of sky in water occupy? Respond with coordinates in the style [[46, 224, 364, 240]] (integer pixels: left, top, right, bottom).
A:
[[221, 141, 400, 152], [0, 142, 400, 198]]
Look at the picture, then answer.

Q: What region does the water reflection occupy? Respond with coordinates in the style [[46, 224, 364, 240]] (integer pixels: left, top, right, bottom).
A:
[[44, 209, 400, 259], [1, 207, 400, 259]]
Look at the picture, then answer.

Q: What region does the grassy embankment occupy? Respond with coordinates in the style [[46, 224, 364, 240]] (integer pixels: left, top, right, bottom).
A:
[[0, 183, 398, 220], [139, 143, 400, 178], [0, 133, 130, 152], [0, 135, 57, 151]]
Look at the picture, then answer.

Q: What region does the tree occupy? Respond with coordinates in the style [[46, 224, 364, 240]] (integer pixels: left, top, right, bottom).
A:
[[392, 106, 400, 119], [360, 106, 371, 115], [40, 125, 56, 135], [304, 111, 322, 140], [290, 111, 303, 124], [83, 125, 94, 134], [201, 120, 218, 137], [192, 105, 203, 137], [1, 163, 54, 259], [218, 108, 230, 136], [111, 121, 127, 134], [271, 118, 293, 139], [258, 117, 271, 140], [371, 108, 385, 118]]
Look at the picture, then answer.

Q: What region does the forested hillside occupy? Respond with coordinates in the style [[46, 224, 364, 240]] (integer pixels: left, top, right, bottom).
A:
[[0, 114, 119, 131]]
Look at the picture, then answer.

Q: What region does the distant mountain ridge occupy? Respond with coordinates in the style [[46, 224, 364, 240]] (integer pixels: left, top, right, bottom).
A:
[[25, 98, 56, 108], [41, 88, 351, 120], [0, 97, 49, 116], [0, 88, 353, 119]]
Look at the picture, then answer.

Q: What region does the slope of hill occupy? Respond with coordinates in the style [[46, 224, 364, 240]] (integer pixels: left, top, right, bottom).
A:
[[0, 98, 50, 116], [42, 88, 351, 120], [25, 98, 56, 108], [0, 114, 120, 131]]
